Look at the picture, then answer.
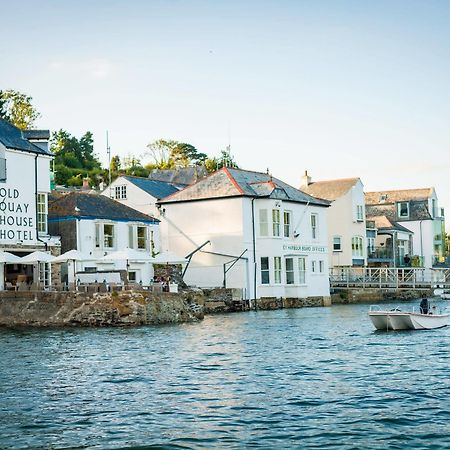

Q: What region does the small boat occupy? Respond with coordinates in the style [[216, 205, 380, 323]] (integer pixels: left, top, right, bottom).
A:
[[441, 290, 450, 300], [369, 305, 449, 331]]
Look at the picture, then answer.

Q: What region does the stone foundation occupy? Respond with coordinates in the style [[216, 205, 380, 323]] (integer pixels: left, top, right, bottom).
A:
[[256, 296, 328, 310], [331, 288, 434, 304]]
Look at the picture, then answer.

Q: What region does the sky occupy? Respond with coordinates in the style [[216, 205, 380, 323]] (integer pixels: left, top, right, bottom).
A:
[[1, 0, 450, 228]]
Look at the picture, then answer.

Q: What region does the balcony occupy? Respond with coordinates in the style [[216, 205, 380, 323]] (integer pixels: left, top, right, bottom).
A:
[[367, 246, 393, 261], [367, 247, 424, 267]]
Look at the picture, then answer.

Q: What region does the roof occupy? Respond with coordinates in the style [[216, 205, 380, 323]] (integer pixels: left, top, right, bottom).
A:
[[159, 167, 330, 206], [122, 176, 180, 199], [367, 215, 413, 234], [366, 203, 432, 222], [0, 118, 53, 156], [302, 178, 360, 201], [48, 192, 159, 223], [149, 166, 208, 186], [365, 188, 433, 205]]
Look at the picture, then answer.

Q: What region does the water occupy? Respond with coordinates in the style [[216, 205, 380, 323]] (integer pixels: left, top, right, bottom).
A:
[[1, 300, 449, 449]]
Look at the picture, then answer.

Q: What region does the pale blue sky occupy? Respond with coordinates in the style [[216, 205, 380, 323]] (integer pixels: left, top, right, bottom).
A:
[[1, 0, 449, 225]]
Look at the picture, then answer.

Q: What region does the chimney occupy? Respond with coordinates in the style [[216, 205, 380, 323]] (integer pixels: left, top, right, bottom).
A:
[[82, 178, 90, 191], [300, 170, 311, 188]]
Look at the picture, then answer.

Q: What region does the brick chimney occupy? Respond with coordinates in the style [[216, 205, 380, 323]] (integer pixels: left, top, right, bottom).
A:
[[82, 178, 90, 190], [300, 170, 311, 189]]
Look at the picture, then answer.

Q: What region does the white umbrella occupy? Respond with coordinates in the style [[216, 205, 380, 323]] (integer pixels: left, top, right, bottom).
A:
[[20, 251, 55, 264], [52, 249, 95, 263], [98, 248, 154, 263], [0, 251, 21, 264], [152, 251, 187, 264]]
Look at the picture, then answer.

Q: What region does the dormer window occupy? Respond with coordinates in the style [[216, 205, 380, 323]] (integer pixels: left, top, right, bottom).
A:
[[380, 194, 388, 203], [397, 202, 409, 218]]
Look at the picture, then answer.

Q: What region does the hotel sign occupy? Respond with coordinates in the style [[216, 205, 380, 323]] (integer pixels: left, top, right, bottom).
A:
[[0, 187, 35, 242], [283, 244, 326, 253]]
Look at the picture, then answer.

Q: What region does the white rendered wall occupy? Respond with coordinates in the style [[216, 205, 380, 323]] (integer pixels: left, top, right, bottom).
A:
[[397, 220, 434, 268]]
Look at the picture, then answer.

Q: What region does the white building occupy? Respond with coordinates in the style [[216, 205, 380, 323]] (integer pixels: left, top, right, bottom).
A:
[[0, 119, 59, 289], [158, 167, 331, 302], [48, 192, 159, 285], [365, 188, 446, 268], [102, 175, 181, 217], [301, 173, 367, 268]]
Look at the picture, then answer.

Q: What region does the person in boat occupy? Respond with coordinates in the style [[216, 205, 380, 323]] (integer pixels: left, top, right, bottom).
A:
[[420, 298, 429, 315]]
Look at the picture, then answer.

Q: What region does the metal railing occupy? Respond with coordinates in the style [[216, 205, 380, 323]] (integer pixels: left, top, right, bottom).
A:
[[330, 267, 450, 289]]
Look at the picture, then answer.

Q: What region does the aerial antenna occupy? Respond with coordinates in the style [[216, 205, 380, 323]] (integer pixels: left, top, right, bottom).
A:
[[106, 130, 112, 197]]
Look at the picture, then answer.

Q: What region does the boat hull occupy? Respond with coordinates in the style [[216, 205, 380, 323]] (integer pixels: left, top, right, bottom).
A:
[[369, 311, 449, 331]]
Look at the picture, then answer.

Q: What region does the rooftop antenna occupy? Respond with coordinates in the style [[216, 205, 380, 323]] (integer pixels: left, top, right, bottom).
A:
[[106, 130, 112, 197]]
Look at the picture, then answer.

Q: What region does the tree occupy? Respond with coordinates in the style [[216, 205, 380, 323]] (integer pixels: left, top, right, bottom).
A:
[[145, 139, 175, 168], [50, 130, 102, 187], [216, 146, 238, 169], [0, 89, 41, 129]]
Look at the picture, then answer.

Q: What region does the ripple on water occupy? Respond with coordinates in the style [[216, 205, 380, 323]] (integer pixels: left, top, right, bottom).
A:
[[1, 300, 450, 449]]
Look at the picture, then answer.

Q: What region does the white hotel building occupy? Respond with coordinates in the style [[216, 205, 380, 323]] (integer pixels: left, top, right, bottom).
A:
[[158, 167, 331, 302], [0, 118, 59, 288]]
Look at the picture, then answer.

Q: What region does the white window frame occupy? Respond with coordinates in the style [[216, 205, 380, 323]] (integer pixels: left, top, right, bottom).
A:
[[259, 209, 269, 237], [311, 260, 316, 273], [311, 213, 318, 240], [274, 256, 282, 283], [37, 193, 48, 234], [333, 236, 342, 252], [95, 222, 115, 249], [319, 260, 324, 273], [283, 210, 292, 238], [285, 257, 294, 285], [397, 202, 409, 219], [356, 205, 364, 222], [115, 185, 127, 200], [272, 209, 281, 237], [260, 257, 270, 285], [352, 236, 364, 258], [298, 257, 306, 284]]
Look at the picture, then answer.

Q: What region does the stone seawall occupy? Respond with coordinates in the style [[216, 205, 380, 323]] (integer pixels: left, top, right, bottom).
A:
[[0, 290, 204, 327], [331, 288, 434, 305]]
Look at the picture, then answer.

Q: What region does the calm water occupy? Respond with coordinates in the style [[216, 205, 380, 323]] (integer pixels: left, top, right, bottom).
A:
[[1, 300, 450, 449]]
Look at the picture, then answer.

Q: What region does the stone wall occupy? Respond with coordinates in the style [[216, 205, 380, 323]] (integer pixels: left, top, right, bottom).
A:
[[331, 288, 434, 304], [256, 296, 327, 310], [0, 290, 203, 327]]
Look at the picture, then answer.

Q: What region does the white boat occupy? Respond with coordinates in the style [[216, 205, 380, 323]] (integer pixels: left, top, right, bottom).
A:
[[441, 290, 450, 300], [369, 305, 449, 331]]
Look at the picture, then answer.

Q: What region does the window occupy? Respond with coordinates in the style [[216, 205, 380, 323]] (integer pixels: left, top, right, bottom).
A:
[[261, 257, 270, 284], [352, 236, 363, 257], [333, 236, 342, 252], [39, 262, 50, 287], [311, 214, 318, 239], [274, 257, 282, 283], [431, 199, 437, 218], [37, 193, 47, 234], [259, 209, 269, 237], [284, 211, 291, 238], [95, 223, 114, 248], [311, 260, 316, 273], [137, 226, 147, 249], [319, 260, 324, 273], [115, 185, 127, 200], [103, 224, 115, 248], [128, 225, 134, 248], [285, 257, 294, 284], [128, 271, 137, 282], [367, 237, 375, 253], [397, 202, 409, 218], [298, 257, 306, 284], [0, 157, 6, 182], [356, 205, 364, 221], [272, 209, 281, 237]]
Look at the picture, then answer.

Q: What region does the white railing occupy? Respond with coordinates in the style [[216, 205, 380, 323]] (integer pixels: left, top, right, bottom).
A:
[[330, 267, 450, 289]]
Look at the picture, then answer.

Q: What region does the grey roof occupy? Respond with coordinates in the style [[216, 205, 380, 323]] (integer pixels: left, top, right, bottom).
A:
[[48, 192, 159, 223], [367, 215, 413, 234], [366, 203, 432, 222], [302, 178, 360, 201], [149, 166, 208, 186], [123, 176, 180, 199], [0, 118, 53, 156], [22, 129, 50, 140], [159, 167, 330, 206], [365, 188, 433, 204]]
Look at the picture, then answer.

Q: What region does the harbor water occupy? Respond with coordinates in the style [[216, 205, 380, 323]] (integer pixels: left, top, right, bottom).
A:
[[1, 300, 449, 449]]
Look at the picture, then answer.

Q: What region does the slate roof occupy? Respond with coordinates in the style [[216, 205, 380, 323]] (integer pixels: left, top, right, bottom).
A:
[[367, 214, 413, 234], [123, 176, 180, 199], [302, 178, 360, 202], [0, 118, 53, 156], [48, 192, 159, 223], [365, 188, 433, 205], [366, 203, 432, 222], [159, 167, 330, 206], [149, 166, 208, 186]]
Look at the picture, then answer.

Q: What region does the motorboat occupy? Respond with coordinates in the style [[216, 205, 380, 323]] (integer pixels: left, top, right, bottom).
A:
[[369, 305, 449, 331], [433, 288, 450, 299]]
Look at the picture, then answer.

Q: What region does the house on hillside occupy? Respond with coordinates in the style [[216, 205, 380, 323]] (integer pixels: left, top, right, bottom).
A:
[[157, 167, 331, 303], [102, 175, 181, 216], [48, 192, 159, 285], [300, 172, 367, 268], [0, 118, 60, 289], [365, 188, 446, 268]]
